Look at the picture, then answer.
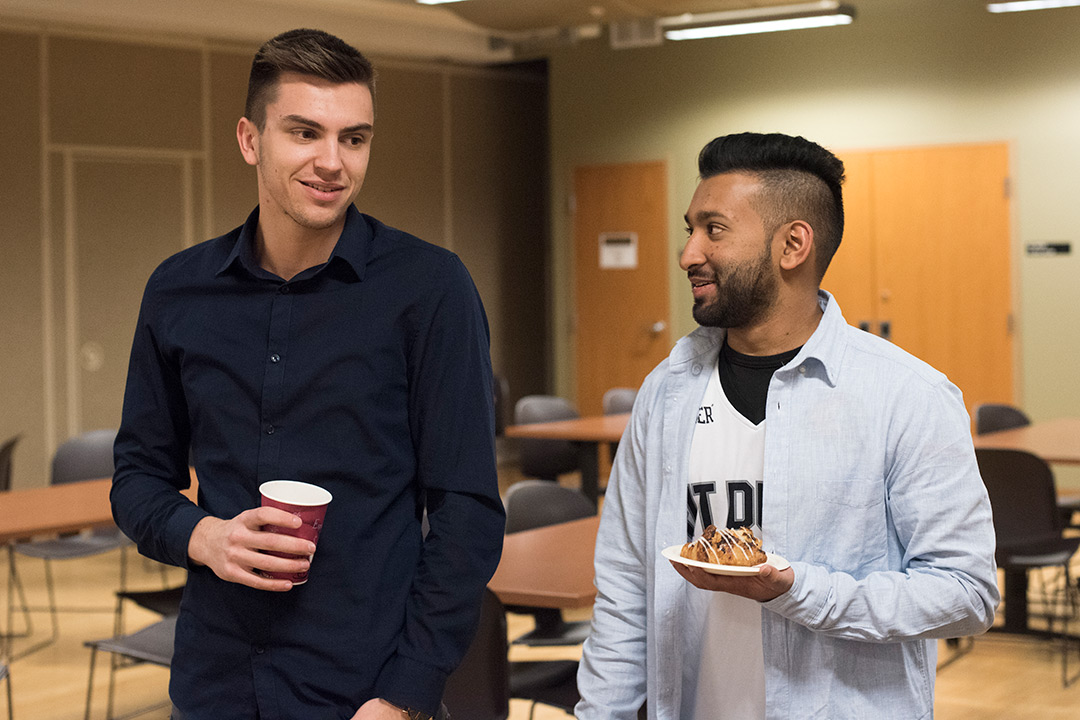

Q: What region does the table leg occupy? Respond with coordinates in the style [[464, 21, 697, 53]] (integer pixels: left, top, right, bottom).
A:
[[1001, 567, 1029, 633], [576, 442, 600, 506]]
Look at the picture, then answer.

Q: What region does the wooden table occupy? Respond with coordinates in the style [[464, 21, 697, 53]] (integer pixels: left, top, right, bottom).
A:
[[488, 515, 599, 609], [973, 418, 1080, 465], [973, 418, 1080, 635], [505, 414, 630, 505], [0, 471, 199, 544]]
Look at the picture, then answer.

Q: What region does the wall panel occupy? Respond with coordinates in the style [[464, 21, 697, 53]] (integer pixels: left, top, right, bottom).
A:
[[0, 30, 45, 486], [49, 36, 203, 150]]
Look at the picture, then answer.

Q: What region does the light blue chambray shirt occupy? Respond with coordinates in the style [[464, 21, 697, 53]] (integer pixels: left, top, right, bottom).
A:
[[577, 291, 999, 720]]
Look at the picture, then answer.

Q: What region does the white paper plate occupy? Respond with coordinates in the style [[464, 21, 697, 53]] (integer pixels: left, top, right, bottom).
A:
[[661, 544, 791, 576]]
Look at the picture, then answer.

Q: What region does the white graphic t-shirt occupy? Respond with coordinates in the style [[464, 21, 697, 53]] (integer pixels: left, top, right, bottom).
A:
[[681, 363, 766, 719]]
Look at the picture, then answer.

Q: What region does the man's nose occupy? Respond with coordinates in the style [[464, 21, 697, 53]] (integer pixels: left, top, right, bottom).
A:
[[679, 232, 704, 271], [314, 139, 342, 173]]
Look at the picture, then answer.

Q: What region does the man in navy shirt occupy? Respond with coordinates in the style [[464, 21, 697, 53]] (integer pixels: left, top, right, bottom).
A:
[[112, 28, 504, 720]]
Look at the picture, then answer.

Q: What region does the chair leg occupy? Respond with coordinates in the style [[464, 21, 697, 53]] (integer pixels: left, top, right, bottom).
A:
[[85, 645, 99, 720], [5, 546, 33, 640], [4, 667, 12, 720], [11, 559, 59, 660]]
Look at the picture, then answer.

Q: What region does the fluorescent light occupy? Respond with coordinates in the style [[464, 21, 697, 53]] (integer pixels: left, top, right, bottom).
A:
[[987, 0, 1080, 11], [665, 14, 852, 40], [660, 1, 855, 41], [416, 0, 469, 5]]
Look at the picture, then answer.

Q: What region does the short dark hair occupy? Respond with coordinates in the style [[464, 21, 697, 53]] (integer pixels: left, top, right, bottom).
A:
[[698, 132, 845, 279], [245, 28, 376, 130]]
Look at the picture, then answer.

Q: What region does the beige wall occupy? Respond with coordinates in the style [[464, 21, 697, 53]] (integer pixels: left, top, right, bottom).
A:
[[0, 25, 548, 487], [547, 0, 1080, 432]]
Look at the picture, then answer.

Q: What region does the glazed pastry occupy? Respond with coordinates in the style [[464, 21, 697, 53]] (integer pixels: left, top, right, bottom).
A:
[[680, 524, 767, 566]]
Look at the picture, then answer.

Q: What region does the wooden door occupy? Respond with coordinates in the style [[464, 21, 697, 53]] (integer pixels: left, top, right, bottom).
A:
[[573, 161, 670, 415], [825, 143, 1012, 411]]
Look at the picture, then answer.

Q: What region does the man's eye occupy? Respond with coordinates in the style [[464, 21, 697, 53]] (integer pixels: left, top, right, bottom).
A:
[[683, 226, 693, 236], [346, 136, 367, 146]]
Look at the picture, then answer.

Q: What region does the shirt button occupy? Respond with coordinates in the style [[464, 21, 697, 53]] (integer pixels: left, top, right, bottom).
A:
[[270, 353, 281, 363], [254, 645, 266, 655], [279, 285, 290, 294], [798, 365, 807, 374], [266, 425, 275, 435], [691, 363, 702, 376]]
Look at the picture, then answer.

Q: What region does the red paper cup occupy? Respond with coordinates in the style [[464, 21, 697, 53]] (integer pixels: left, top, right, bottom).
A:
[[259, 480, 333, 585]]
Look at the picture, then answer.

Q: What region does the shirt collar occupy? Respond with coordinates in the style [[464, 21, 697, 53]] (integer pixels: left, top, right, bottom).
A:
[[786, 289, 845, 387], [671, 289, 848, 387], [216, 205, 370, 282]]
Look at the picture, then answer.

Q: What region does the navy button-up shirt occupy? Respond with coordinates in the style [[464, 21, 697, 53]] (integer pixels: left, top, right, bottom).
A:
[[112, 206, 504, 719]]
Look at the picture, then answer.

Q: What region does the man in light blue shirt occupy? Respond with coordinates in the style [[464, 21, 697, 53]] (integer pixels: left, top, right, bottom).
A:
[[576, 133, 998, 720]]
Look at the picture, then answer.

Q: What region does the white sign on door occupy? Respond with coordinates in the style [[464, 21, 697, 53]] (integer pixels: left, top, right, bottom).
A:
[[599, 231, 638, 269]]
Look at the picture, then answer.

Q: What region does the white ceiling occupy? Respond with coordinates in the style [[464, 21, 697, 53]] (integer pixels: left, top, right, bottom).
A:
[[0, 0, 828, 64]]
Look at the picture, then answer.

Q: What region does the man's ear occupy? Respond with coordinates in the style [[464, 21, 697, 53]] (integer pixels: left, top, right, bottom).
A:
[[778, 220, 815, 272], [236, 117, 260, 167]]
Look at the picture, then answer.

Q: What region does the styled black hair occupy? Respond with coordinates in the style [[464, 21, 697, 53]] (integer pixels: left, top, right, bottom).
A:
[[698, 132, 845, 278]]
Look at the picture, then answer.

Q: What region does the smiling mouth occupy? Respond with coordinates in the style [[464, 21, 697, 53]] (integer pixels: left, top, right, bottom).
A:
[[301, 181, 343, 194]]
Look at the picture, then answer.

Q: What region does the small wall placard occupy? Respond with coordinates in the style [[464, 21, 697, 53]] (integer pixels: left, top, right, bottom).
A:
[[599, 232, 638, 269]]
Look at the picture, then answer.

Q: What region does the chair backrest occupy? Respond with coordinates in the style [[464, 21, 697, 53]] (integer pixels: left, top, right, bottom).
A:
[[52, 429, 117, 486], [442, 588, 510, 720], [503, 480, 596, 535], [493, 372, 510, 437], [0, 435, 19, 492], [974, 403, 1031, 435], [513, 396, 580, 480], [976, 448, 1063, 555], [602, 387, 637, 415]]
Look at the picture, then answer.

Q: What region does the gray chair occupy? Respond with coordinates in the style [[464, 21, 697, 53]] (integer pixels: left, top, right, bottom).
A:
[[503, 480, 595, 647], [10, 429, 133, 659], [973, 403, 1080, 529], [602, 387, 637, 460], [602, 387, 637, 415], [514, 396, 580, 482], [977, 448, 1080, 687], [83, 615, 176, 720], [443, 588, 578, 720]]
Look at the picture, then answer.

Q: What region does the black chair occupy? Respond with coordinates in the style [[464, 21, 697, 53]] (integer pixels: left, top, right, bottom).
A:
[[0, 435, 32, 642], [977, 448, 1080, 687], [493, 372, 510, 437], [513, 396, 580, 482], [0, 435, 18, 492], [974, 402, 1031, 434], [0, 660, 11, 720], [973, 403, 1080, 530], [443, 589, 578, 720], [10, 430, 133, 659], [503, 480, 595, 647]]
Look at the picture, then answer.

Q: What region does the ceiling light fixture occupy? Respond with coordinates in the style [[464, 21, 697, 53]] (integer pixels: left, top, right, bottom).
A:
[[660, 1, 854, 41], [416, 0, 469, 5], [987, 0, 1080, 11]]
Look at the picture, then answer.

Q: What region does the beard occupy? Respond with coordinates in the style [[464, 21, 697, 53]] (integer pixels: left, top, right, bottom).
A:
[[691, 243, 778, 328]]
